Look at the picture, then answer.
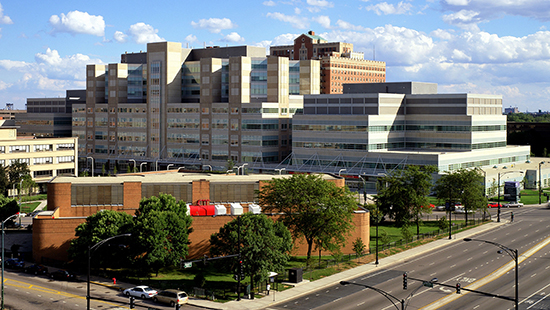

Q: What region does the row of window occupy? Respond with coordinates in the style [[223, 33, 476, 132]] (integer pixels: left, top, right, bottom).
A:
[[0, 144, 75, 154], [293, 124, 505, 132], [293, 141, 506, 151]]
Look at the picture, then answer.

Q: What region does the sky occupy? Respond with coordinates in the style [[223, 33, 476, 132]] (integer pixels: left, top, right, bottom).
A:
[[0, 0, 549, 112]]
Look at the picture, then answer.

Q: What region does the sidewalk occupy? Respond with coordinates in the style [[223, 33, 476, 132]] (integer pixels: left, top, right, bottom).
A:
[[85, 220, 506, 310]]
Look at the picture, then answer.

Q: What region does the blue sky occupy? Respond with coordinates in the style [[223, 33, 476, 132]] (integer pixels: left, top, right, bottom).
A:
[[0, 0, 549, 111]]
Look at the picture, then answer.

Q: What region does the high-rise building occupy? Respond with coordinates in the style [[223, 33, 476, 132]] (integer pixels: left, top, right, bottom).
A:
[[74, 42, 319, 174], [270, 31, 386, 94]]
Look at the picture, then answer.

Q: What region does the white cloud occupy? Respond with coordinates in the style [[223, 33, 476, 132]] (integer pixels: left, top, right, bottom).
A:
[[127, 23, 164, 44], [185, 34, 197, 43], [271, 33, 300, 45], [307, 0, 333, 8], [113, 31, 127, 43], [335, 20, 368, 31], [430, 29, 454, 40], [365, 1, 413, 15], [49, 10, 105, 36], [315, 15, 331, 28], [0, 80, 9, 91], [191, 18, 236, 34], [442, 10, 482, 31], [0, 3, 13, 24], [445, 0, 470, 5], [223, 32, 245, 42], [263, 0, 276, 6], [0, 59, 30, 70], [442, 0, 550, 22], [266, 12, 309, 29]]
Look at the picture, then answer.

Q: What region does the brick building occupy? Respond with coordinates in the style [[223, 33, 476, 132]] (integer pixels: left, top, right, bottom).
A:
[[33, 171, 369, 263], [270, 31, 386, 94]]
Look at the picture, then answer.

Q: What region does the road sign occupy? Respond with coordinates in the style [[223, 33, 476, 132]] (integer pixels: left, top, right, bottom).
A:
[[184, 262, 192, 268], [423, 281, 433, 288]]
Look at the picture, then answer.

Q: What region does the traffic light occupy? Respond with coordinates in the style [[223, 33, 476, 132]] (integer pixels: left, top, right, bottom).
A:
[[403, 273, 407, 290], [456, 283, 461, 294], [129, 296, 135, 309]]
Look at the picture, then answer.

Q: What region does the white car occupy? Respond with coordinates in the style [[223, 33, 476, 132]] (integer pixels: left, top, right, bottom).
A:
[[123, 286, 158, 299]]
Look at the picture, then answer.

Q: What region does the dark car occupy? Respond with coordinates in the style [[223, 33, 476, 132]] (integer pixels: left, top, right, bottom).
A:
[[50, 269, 77, 281], [25, 264, 48, 275], [5, 258, 25, 269]]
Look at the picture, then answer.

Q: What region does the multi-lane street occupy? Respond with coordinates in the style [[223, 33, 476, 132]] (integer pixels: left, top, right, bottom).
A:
[[0, 270, 203, 310], [267, 206, 550, 310]]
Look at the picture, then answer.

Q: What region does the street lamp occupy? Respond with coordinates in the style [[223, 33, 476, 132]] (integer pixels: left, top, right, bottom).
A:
[[167, 164, 174, 170], [463, 238, 518, 309], [275, 168, 285, 175], [203, 165, 212, 171], [139, 162, 146, 172], [129, 159, 136, 173], [86, 156, 94, 177], [240, 163, 248, 175], [539, 161, 546, 204], [87, 234, 131, 310], [338, 168, 346, 176], [2, 213, 20, 309], [497, 170, 524, 222], [340, 281, 405, 310]]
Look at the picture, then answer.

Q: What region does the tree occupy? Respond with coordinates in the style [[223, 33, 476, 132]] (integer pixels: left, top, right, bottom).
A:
[[131, 193, 193, 275], [375, 165, 437, 234], [0, 195, 20, 223], [209, 213, 292, 294], [352, 238, 366, 259], [0, 166, 9, 196], [257, 174, 357, 263], [433, 169, 487, 225], [7, 160, 30, 189], [68, 210, 134, 269]]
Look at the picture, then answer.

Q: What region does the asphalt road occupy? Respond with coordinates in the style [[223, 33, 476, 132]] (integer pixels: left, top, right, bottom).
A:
[[267, 205, 550, 310], [1, 270, 203, 310]]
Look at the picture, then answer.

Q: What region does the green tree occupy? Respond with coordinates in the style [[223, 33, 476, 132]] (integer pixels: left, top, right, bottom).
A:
[[209, 213, 292, 294], [375, 165, 437, 234], [7, 160, 30, 190], [258, 174, 357, 263], [68, 210, 134, 269], [352, 237, 366, 258], [488, 178, 498, 198], [0, 195, 20, 223], [131, 193, 193, 276], [433, 169, 487, 225], [0, 165, 9, 196]]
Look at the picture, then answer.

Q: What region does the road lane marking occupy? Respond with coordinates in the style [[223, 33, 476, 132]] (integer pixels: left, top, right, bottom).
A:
[[420, 234, 550, 310]]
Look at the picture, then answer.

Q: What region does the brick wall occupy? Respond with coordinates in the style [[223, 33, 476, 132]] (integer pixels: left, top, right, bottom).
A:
[[32, 217, 86, 263]]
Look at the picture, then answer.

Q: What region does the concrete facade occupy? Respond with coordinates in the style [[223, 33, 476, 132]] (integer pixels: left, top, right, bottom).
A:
[[33, 172, 368, 263], [75, 42, 320, 174], [0, 120, 78, 184]]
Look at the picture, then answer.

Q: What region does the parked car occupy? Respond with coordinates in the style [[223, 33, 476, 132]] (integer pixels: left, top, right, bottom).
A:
[[50, 269, 77, 281], [5, 258, 25, 269], [24, 264, 48, 275], [152, 289, 188, 306], [488, 202, 503, 208], [123, 286, 158, 299], [504, 202, 524, 208]]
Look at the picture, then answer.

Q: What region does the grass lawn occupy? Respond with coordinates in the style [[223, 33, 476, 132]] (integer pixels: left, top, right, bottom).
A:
[[21, 201, 41, 213]]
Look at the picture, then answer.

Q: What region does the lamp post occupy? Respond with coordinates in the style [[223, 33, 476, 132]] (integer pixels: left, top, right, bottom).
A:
[[338, 168, 346, 176], [2, 213, 20, 309], [497, 171, 524, 222], [240, 163, 248, 175], [87, 234, 131, 310], [539, 161, 546, 204], [203, 165, 212, 171], [129, 159, 136, 172], [86, 156, 94, 177], [139, 162, 146, 172], [340, 281, 405, 310], [167, 164, 174, 170], [275, 168, 285, 175], [463, 238, 518, 309]]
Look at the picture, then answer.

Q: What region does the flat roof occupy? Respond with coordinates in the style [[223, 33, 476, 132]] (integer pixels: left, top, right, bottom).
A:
[[49, 171, 341, 185]]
